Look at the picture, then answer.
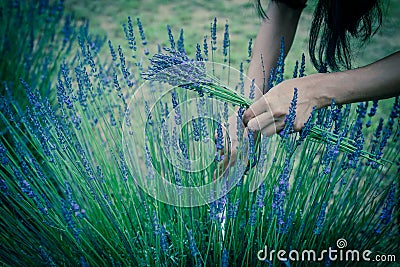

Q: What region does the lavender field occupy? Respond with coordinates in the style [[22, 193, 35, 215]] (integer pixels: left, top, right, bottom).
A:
[[0, 0, 399, 266]]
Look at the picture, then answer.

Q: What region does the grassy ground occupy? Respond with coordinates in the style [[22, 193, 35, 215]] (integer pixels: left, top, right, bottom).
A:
[[64, 0, 400, 69], [64, 0, 400, 116]]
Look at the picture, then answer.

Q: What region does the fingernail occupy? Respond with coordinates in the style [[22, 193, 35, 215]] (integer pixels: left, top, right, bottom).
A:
[[247, 118, 256, 131], [242, 109, 254, 126]]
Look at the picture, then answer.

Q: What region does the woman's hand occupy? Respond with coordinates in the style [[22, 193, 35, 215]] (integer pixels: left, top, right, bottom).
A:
[[242, 74, 328, 136]]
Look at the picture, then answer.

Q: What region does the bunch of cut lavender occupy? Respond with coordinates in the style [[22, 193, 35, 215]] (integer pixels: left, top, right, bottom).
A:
[[143, 48, 387, 165], [143, 49, 252, 107]]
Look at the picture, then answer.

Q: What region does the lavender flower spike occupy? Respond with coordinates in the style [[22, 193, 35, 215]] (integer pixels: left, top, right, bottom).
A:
[[142, 49, 208, 87]]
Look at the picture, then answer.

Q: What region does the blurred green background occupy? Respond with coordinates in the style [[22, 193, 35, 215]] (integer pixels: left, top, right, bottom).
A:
[[63, 0, 400, 73]]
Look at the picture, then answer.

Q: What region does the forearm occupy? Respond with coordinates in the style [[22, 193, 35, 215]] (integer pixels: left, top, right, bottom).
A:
[[246, 1, 303, 99], [315, 51, 400, 107]]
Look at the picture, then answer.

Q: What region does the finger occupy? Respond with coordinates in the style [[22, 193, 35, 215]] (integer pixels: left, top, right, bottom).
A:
[[248, 113, 285, 136], [260, 120, 285, 137], [243, 95, 270, 126], [247, 111, 276, 132], [242, 108, 255, 127]]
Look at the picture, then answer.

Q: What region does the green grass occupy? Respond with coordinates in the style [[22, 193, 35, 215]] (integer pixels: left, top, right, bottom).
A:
[[64, 0, 400, 71], [63, 0, 400, 115]]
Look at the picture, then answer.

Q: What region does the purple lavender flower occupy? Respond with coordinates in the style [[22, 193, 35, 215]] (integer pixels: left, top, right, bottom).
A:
[[119, 152, 129, 182], [379, 97, 399, 153], [211, 17, 217, 51], [61, 14, 73, 47], [191, 117, 200, 142], [174, 171, 183, 195], [96, 165, 105, 184], [179, 138, 190, 171], [143, 49, 208, 88], [0, 141, 9, 166], [368, 118, 384, 166], [153, 211, 161, 234], [118, 45, 133, 87], [376, 183, 396, 233], [249, 203, 257, 226], [346, 129, 364, 169], [85, 43, 96, 75], [256, 138, 269, 173], [38, 246, 56, 266], [331, 103, 344, 134], [299, 106, 316, 142], [60, 61, 73, 94], [379, 183, 396, 224], [145, 145, 155, 180], [247, 38, 253, 62], [167, 25, 175, 50], [171, 91, 182, 125], [195, 43, 203, 61], [275, 37, 285, 85], [197, 101, 209, 140], [171, 127, 182, 164], [223, 21, 230, 61], [203, 35, 209, 61], [108, 40, 118, 63], [188, 230, 199, 257], [125, 16, 137, 56], [209, 200, 218, 221], [160, 225, 169, 252], [20, 179, 35, 198], [299, 53, 306, 77], [267, 67, 276, 92], [145, 101, 153, 126], [227, 198, 240, 219], [239, 62, 244, 95], [236, 107, 245, 138], [272, 158, 291, 228], [313, 202, 327, 235], [61, 197, 81, 241], [56, 77, 73, 110], [161, 119, 171, 154], [350, 102, 367, 140], [223, 102, 229, 125], [136, 18, 147, 45], [256, 182, 266, 208], [110, 113, 117, 127], [113, 72, 122, 92], [366, 100, 379, 127], [247, 129, 255, 162], [210, 194, 226, 223], [222, 248, 229, 267], [292, 60, 299, 78], [74, 63, 88, 110], [177, 28, 185, 54], [215, 121, 224, 151], [0, 178, 7, 195], [279, 88, 298, 139], [249, 79, 255, 100]]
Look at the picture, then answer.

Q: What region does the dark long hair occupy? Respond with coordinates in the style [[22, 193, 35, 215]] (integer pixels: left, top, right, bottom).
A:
[[255, 0, 383, 71]]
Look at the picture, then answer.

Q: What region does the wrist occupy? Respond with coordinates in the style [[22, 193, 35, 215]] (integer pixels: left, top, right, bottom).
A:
[[302, 73, 335, 108]]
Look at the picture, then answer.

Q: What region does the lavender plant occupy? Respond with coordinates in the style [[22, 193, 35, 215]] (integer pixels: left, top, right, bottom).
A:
[[0, 0, 106, 112], [0, 4, 399, 266]]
